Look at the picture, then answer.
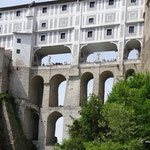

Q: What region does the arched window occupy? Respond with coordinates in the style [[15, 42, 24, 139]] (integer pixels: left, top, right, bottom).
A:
[[49, 74, 66, 107], [30, 76, 44, 106], [80, 72, 94, 104], [99, 71, 114, 103]]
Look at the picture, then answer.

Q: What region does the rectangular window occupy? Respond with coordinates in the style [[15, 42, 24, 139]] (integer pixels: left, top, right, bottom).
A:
[[16, 11, 21, 17], [129, 26, 134, 33], [88, 31, 93, 38], [17, 39, 21, 43], [41, 35, 46, 41], [131, 0, 136, 3], [89, 18, 94, 23], [61, 33, 66, 39], [0, 13, 2, 19], [16, 49, 20, 54], [90, 2, 95, 8], [62, 5, 67, 11], [42, 23, 46, 28], [42, 7, 47, 13], [109, 0, 114, 5], [107, 29, 112, 36]]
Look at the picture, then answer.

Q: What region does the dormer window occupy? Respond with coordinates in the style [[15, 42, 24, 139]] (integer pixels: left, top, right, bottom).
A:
[[90, 2, 95, 8], [109, 0, 114, 5], [42, 7, 47, 13], [131, 0, 136, 3], [16, 11, 21, 17], [62, 5, 67, 11], [42, 23, 46, 28], [89, 18, 94, 23]]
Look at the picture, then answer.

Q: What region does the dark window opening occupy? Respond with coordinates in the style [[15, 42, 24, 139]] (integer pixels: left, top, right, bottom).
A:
[[16, 11, 21, 17], [131, 0, 136, 3], [129, 26, 134, 33], [89, 18, 94, 23], [17, 39, 21, 43], [42, 23, 46, 28], [43, 7, 47, 13], [16, 49, 20, 54], [88, 31, 93, 38], [90, 2, 95, 8], [109, 0, 114, 5], [41, 35, 46, 41], [0, 13, 2, 18], [107, 29, 112, 36], [62, 5, 67, 11], [61, 33, 66, 39]]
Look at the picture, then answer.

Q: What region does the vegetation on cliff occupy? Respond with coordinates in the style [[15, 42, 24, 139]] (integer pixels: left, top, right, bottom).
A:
[[0, 94, 37, 150], [56, 73, 150, 150]]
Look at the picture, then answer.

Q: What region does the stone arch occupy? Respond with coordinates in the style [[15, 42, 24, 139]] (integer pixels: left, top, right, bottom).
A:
[[30, 76, 44, 106], [80, 72, 94, 104], [49, 74, 66, 107], [24, 109, 39, 141], [80, 42, 118, 63], [33, 45, 72, 66], [125, 69, 135, 79], [124, 39, 141, 60], [46, 111, 63, 146], [99, 71, 114, 103]]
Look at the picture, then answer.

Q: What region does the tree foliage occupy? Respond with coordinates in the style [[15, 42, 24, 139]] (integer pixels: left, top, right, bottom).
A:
[[56, 73, 150, 150]]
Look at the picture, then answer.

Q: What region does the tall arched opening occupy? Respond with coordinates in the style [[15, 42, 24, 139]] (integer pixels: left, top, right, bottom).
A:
[[49, 74, 66, 107], [30, 76, 44, 106], [24, 109, 39, 141], [46, 111, 63, 146], [99, 71, 114, 103], [124, 40, 141, 60], [80, 72, 94, 104]]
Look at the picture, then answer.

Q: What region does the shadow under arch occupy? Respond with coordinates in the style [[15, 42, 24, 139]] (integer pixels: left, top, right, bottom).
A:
[[124, 39, 141, 60], [49, 74, 66, 107], [46, 111, 63, 146], [125, 69, 135, 79], [33, 45, 71, 66], [99, 71, 114, 103], [30, 76, 44, 106], [24, 109, 39, 141], [80, 42, 118, 63], [80, 72, 94, 104]]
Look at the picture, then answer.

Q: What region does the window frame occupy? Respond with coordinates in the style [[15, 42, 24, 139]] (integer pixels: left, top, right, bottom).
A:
[[129, 26, 135, 33], [42, 7, 47, 13], [107, 29, 112, 36], [16, 49, 20, 54], [60, 33, 66, 39], [87, 31, 93, 38], [90, 2, 95, 8], [17, 39, 21, 43], [109, 0, 114, 5], [16, 11, 21, 17], [41, 35, 46, 41], [42, 22, 46, 28], [62, 5, 67, 11]]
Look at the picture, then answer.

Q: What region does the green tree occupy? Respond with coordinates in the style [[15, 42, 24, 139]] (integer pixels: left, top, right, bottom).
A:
[[56, 73, 150, 150]]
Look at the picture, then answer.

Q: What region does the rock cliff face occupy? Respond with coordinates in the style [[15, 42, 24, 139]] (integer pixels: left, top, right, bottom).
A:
[[141, 0, 150, 71]]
